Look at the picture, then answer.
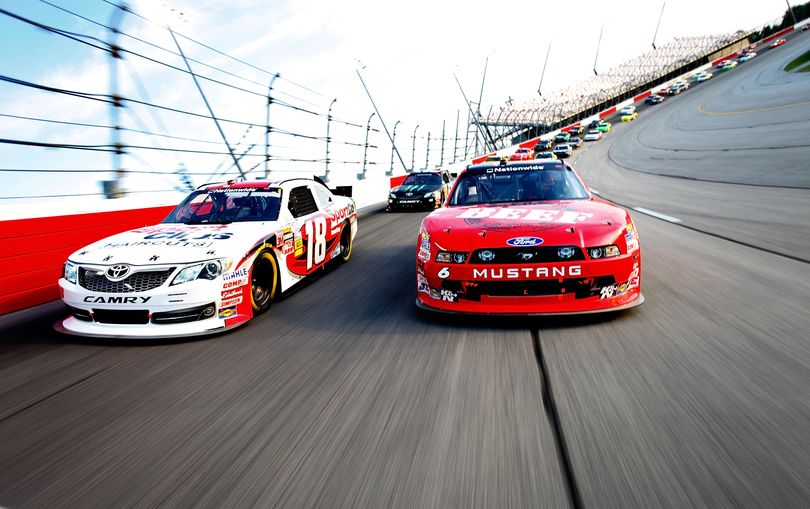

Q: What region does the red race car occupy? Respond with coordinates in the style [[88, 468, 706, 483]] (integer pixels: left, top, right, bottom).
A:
[[415, 160, 643, 315], [509, 147, 534, 161]]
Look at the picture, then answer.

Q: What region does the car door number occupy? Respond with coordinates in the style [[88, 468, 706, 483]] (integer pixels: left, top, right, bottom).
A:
[[304, 216, 327, 271]]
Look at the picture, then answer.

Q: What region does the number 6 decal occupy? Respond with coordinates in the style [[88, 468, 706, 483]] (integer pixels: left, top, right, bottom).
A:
[[305, 216, 327, 271]]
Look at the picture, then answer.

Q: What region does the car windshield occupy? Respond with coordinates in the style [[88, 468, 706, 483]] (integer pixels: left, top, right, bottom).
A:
[[450, 164, 588, 206], [402, 173, 441, 186], [163, 188, 282, 224]]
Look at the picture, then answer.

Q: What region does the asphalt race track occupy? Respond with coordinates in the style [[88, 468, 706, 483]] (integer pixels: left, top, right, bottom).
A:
[[2, 31, 810, 508]]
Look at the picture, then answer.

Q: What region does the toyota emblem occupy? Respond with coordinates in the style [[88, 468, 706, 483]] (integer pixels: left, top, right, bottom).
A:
[[105, 264, 131, 281]]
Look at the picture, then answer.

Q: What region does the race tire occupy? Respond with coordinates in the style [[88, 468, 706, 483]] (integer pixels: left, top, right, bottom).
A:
[[251, 250, 278, 314], [338, 221, 353, 264]]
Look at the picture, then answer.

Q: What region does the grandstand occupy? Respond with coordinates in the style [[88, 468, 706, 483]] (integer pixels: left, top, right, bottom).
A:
[[479, 31, 750, 145]]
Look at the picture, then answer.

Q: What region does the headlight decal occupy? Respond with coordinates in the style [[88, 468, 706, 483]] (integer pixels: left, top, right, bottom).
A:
[[64, 262, 78, 284]]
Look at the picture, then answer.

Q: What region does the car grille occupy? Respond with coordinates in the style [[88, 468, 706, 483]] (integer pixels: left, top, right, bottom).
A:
[[469, 247, 586, 264], [443, 276, 615, 301], [92, 309, 150, 324], [79, 267, 175, 293]]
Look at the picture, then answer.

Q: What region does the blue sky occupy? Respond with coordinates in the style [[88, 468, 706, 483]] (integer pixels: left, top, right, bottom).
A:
[[0, 0, 791, 213]]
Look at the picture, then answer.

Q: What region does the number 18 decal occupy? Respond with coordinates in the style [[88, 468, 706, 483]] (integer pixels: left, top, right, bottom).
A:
[[304, 216, 327, 271]]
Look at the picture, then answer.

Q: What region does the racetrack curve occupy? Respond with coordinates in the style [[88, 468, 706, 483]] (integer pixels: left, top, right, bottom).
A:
[[2, 31, 810, 508]]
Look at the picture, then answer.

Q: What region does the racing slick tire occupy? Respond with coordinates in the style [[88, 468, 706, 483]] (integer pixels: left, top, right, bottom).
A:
[[251, 250, 279, 314], [338, 221, 353, 264]]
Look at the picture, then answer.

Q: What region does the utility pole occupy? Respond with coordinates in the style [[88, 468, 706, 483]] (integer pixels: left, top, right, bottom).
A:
[[104, 4, 126, 198], [593, 25, 604, 75], [356, 69, 408, 173], [324, 98, 337, 181], [170, 28, 245, 178], [785, 0, 797, 25], [265, 73, 279, 179], [453, 109, 459, 163], [411, 124, 420, 172], [538, 41, 551, 96], [424, 131, 430, 170], [440, 119, 446, 166], [652, 2, 666, 50], [359, 112, 375, 180], [388, 120, 400, 176]]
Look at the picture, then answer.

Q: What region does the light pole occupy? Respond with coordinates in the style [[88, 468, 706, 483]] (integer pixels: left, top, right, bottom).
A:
[[359, 112, 376, 180], [324, 98, 337, 181], [265, 72, 279, 179], [424, 131, 430, 170], [440, 120, 446, 166], [388, 120, 400, 176], [411, 124, 420, 172]]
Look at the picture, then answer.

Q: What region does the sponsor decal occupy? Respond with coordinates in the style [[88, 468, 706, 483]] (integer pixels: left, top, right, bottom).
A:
[[600, 281, 630, 300], [223, 267, 249, 281], [418, 229, 431, 262], [221, 289, 242, 299], [143, 231, 233, 241], [222, 277, 249, 290], [625, 227, 639, 252], [102, 240, 215, 249], [330, 245, 341, 260], [220, 296, 243, 307], [472, 266, 582, 279], [83, 296, 151, 304], [294, 237, 304, 257], [507, 236, 543, 247], [417, 274, 430, 294], [282, 238, 294, 255], [440, 289, 457, 302], [218, 306, 236, 318], [458, 207, 594, 224]]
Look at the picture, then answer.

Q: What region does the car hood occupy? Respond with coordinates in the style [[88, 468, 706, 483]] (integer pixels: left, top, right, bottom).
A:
[[66, 222, 282, 266], [392, 184, 442, 196], [423, 199, 629, 251]]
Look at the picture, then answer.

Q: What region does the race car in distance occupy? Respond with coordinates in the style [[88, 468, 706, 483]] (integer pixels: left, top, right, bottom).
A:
[[715, 59, 732, 69], [484, 155, 511, 164], [595, 121, 612, 133], [738, 52, 756, 62], [388, 170, 451, 211], [57, 178, 357, 338], [583, 130, 602, 141], [415, 160, 643, 314], [692, 71, 713, 82], [553, 144, 572, 158], [554, 132, 571, 143], [535, 151, 557, 160], [721, 60, 738, 71], [645, 94, 665, 105], [510, 147, 534, 161], [802, 25, 809, 31], [533, 139, 553, 153], [568, 137, 583, 149], [569, 126, 585, 136], [619, 105, 637, 122], [770, 38, 786, 48]]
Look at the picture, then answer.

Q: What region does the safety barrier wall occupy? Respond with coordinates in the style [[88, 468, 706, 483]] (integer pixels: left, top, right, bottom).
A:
[[0, 206, 174, 315]]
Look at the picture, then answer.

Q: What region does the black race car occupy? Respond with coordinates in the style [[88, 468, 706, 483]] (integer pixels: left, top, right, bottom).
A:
[[645, 94, 665, 104], [388, 171, 450, 211], [533, 139, 553, 153], [569, 126, 585, 136]]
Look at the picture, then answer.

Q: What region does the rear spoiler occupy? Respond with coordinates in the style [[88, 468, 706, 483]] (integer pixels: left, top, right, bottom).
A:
[[314, 176, 352, 198]]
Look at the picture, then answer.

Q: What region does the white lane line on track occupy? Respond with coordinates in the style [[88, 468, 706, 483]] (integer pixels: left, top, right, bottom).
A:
[[633, 207, 682, 223]]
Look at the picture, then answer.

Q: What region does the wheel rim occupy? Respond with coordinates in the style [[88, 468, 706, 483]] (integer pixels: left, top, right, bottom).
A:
[[340, 225, 352, 260], [251, 254, 276, 310]]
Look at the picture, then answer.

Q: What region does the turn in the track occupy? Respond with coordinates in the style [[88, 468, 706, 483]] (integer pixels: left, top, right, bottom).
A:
[[1, 30, 809, 508]]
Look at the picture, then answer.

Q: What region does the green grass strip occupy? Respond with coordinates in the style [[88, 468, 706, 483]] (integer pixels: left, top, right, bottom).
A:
[[785, 49, 810, 71]]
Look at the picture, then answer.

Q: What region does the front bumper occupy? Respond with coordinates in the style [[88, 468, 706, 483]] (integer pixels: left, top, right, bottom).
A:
[[388, 196, 439, 210], [57, 277, 252, 338], [416, 255, 642, 315]]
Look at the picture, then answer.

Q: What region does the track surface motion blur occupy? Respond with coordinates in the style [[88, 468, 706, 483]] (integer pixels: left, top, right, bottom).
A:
[[2, 31, 810, 508]]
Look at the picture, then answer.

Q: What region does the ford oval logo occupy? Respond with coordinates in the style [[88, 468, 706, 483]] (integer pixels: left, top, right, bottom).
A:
[[507, 237, 543, 247]]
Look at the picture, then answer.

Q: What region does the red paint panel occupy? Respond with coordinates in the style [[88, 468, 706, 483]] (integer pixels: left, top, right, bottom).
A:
[[0, 205, 175, 316], [634, 91, 651, 102], [519, 137, 541, 149], [389, 175, 407, 188], [599, 107, 616, 119]]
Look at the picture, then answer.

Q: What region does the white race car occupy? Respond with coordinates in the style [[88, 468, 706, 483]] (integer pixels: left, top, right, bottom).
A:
[[57, 178, 357, 338]]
